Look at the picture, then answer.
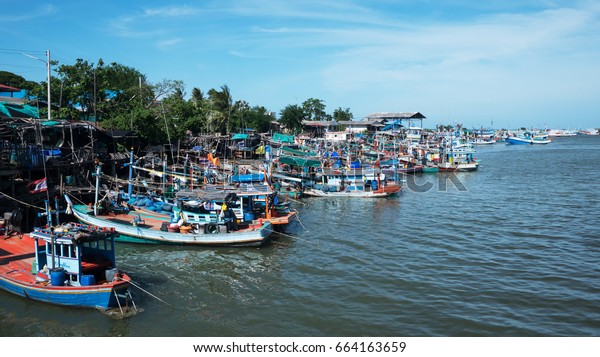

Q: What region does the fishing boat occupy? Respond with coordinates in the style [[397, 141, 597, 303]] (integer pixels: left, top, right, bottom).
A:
[[65, 162, 273, 247], [437, 140, 479, 172], [65, 194, 273, 247], [0, 216, 136, 314], [303, 167, 401, 198], [506, 131, 551, 145], [470, 128, 497, 145], [132, 183, 297, 230]]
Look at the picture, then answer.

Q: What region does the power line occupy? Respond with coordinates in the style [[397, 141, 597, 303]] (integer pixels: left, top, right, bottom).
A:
[[0, 48, 46, 54], [0, 63, 44, 70]]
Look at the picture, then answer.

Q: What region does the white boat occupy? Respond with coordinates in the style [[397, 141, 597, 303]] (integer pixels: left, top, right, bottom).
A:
[[471, 128, 496, 145], [547, 129, 577, 137], [470, 138, 496, 145], [437, 139, 479, 171], [404, 126, 423, 144], [303, 167, 401, 198], [64, 195, 273, 247]]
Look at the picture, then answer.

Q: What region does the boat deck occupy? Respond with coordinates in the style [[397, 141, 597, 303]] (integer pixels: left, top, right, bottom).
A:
[[96, 210, 167, 230], [94, 208, 265, 233], [0, 233, 41, 284]]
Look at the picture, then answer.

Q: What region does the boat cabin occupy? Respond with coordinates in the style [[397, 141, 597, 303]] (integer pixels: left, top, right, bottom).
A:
[[30, 224, 119, 286]]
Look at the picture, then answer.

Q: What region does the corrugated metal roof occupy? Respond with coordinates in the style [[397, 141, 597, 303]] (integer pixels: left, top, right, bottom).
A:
[[366, 112, 426, 119]]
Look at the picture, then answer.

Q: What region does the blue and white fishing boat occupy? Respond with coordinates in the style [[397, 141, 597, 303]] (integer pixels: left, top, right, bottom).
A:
[[0, 202, 136, 315], [506, 131, 552, 145], [303, 167, 401, 198]]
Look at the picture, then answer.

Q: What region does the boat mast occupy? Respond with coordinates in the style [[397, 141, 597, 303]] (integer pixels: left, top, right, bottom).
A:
[[127, 147, 134, 197], [46, 50, 51, 120], [93, 163, 101, 216]]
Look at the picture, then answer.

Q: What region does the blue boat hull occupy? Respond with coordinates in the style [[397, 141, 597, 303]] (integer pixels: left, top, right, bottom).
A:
[[0, 277, 130, 309]]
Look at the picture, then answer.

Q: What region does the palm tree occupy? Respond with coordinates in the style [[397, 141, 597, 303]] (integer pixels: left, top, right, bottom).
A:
[[207, 84, 232, 135]]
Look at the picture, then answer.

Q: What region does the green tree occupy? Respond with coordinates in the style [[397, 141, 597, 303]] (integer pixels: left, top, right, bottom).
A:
[[55, 59, 148, 122], [302, 98, 327, 121], [190, 87, 204, 108], [0, 71, 38, 92], [333, 107, 353, 122], [279, 104, 305, 133], [207, 84, 232, 135], [244, 106, 275, 133]]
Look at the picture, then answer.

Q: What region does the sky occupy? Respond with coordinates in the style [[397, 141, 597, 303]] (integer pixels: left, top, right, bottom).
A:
[[1, 0, 599, 130]]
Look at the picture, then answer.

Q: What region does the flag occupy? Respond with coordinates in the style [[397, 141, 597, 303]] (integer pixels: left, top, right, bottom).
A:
[[28, 178, 47, 194]]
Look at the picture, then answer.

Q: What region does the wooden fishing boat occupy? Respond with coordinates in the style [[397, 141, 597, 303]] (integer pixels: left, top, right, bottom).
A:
[[437, 139, 479, 172], [125, 182, 297, 229], [506, 131, 551, 145], [0, 221, 136, 314], [65, 194, 273, 247], [303, 168, 401, 198], [303, 184, 400, 198]]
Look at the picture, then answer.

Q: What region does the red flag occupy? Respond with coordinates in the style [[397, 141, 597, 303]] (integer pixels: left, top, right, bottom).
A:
[[28, 178, 47, 194]]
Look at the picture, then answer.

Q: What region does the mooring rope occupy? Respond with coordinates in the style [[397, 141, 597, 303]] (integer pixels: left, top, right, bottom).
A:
[[0, 191, 45, 211], [294, 213, 309, 233], [124, 278, 175, 309]]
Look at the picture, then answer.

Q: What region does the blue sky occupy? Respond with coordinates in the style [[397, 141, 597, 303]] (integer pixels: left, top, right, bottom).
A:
[[1, 0, 599, 129]]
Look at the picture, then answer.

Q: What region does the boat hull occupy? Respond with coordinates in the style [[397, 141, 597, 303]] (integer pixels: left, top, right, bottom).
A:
[[303, 184, 400, 198], [437, 163, 478, 172], [0, 273, 131, 309], [421, 166, 439, 173], [506, 137, 551, 145]]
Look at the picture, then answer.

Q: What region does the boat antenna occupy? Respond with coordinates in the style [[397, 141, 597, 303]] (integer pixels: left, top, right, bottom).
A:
[[93, 161, 101, 216], [37, 121, 52, 206], [126, 147, 134, 198]]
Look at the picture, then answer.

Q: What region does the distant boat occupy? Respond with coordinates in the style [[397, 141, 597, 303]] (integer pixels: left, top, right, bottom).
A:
[[506, 132, 551, 145], [470, 138, 496, 145], [437, 139, 479, 172], [471, 128, 496, 145], [577, 129, 599, 136], [303, 168, 401, 198], [546, 129, 577, 137], [0, 222, 136, 315]]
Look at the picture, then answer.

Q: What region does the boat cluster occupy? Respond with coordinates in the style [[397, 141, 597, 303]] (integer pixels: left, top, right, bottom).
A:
[[1, 123, 565, 316]]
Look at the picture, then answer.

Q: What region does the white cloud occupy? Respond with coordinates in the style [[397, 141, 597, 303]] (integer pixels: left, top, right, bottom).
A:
[[0, 4, 55, 22], [143, 6, 201, 17], [156, 38, 183, 50]]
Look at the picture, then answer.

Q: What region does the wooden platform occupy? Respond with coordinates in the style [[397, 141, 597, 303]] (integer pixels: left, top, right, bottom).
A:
[[0, 233, 40, 281]]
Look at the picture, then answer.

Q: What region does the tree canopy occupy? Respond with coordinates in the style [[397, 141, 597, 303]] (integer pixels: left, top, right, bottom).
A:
[[1, 58, 355, 145]]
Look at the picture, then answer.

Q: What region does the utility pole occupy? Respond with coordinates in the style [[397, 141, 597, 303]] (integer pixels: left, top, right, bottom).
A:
[[46, 50, 51, 120], [23, 49, 52, 119]]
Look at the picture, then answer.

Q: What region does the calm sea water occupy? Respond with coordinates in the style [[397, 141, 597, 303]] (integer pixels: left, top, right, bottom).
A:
[[1, 136, 599, 337]]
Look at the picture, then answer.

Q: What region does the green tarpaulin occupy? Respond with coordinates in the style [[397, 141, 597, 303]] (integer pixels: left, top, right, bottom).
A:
[[0, 102, 39, 118], [231, 133, 249, 140], [272, 132, 295, 143], [280, 146, 316, 157], [277, 155, 322, 168]]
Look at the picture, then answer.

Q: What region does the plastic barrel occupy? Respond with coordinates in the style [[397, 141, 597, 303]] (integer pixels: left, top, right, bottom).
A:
[[81, 275, 96, 286], [50, 268, 66, 286], [371, 180, 378, 190]]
